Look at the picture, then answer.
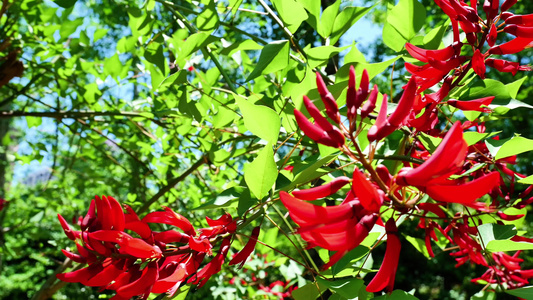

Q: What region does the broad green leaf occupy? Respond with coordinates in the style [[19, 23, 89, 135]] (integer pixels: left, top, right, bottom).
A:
[[317, 277, 365, 298], [298, 0, 320, 30], [244, 145, 278, 199], [306, 45, 350, 69], [246, 40, 290, 81], [317, 0, 341, 38], [404, 235, 431, 259], [485, 136, 533, 160], [235, 95, 281, 144], [93, 28, 108, 42], [478, 223, 516, 245], [422, 20, 449, 49], [196, 0, 219, 31], [220, 39, 262, 57], [169, 283, 191, 300], [53, 0, 76, 8], [59, 18, 83, 40], [486, 239, 533, 252], [336, 55, 401, 83], [193, 186, 243, 210], [506, 76, 527, 99], [417, 132, 441, 153], [272, 0, 308, 32], [175, 32, 218, 65], [463, 131, 500, 146], [26, 117, 42, 128], [104, 54, 131, 81], [383, 22, 408, 52], [518, 174, 533, 184], [145, 42, 168, 75], [158, 70, 187, 92], [284, 153, 340, 190], [387, 0, 426, 40], [331, 245, 370, 275], [292, 281, 327, 300], [330, 5, 375, 45], [505, 286, 533, 299], [237, 188, 255, 216]]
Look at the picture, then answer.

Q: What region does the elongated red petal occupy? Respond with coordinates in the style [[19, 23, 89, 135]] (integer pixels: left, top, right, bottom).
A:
[[292, 176, 351, 200], [486, 58, 532, 75], [447, 96, 494, 112], [346, 66, 358, 119], [388, 77, 417, 126], [142, 208, 195, 235], [58, 214, 77, 240], [489, 37, 533, 55], [360, 84, 378, 119], [316, 73, 340, 123], [483, 0, 499, 20], [61, 249, 86, 264], [405, 42, 461, 64], [107, 196, 125, 231], [85, 259, 125, 287], [501, 0, 517, 12], [119, 237, 162, 258], [81, 199, 96, 230], [116, 261, 158, 299], [280, 191, 355, 226], [56, 264, 103, 283], [303, 96, 334, 132], [366, 219, 401, 292], [294, 109, 342, 148], [506, 14, 533, 26], [396, 121, 467, 186], [229, 226, 260, 268], [488, 23, 498, 47], [472, 49, 486, 79], [154, 230, 190, 244], [367, 94, 391, 142], [351, 169, 382, 213], [504, 25, 533, 38], [425, 171, 501, 204]]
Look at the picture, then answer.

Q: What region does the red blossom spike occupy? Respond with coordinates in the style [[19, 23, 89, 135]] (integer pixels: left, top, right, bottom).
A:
[[366, 219, 401, 293], [501, 0, 517, 12], [229, 226, 260, 268], [351, 169, 383, 213], [425, 171, 501, 204], [447, 96, 494, 112], [489, 37, 533, 55], [292, 176, 351, 201], [396, 121, 467, 186], [504, 25, 533, 38], [486, 58, 532, 75], [316, 73, 340, 123], [488, 23, 498, 47]]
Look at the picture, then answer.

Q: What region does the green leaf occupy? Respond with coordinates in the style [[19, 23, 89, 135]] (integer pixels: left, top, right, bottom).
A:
[[330, 5, 375, 45], [244, 145, 278, 199], [387, 0, 426, 41], [237, 188, 255, 216], [306, 45, 350, 69], [506, 76, 528, 99], [292, 281, 327, 300], [417, 132, 441, 153], [422, 20, 449, 49], [53, 0, 76, 8], [478, 223, 517, 245], [235, 95, 281, 144], [383, 22, 407, 52], [272, 0, 308, 32], [104, 54, 131, 81], [486, 239, 533, 252], [59, 18, 83, 40], [26, 117, 42, 128], [246, 40, 290, 81], [317, 0, 340, 38], [144, 42, 167, 75], [298, 0, 320, 30], [463, 131, 500, 146], [284, 153, 340, 190], [485, 136, 533, 160], [518, 175, 533, 185], [192, 186, 244, 210], [317, 277, 365, 298], [505, 285, 533, 299], [404, 235, 431, 259], [196, 0, 219, 31], [175, 32, 218, 65]]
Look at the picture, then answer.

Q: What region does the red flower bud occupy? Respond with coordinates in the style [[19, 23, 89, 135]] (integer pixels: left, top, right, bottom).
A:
[[486, 58, 532, 75], [405, 42, 462, 63], [229, 226, 260, 268], [504, 24, 533, 38], [483, 0, 499, 21], [501, 0, 517, 12], [506, 14, 533, 26], [352, 169, 383, 213], [360, 84, 378, 119], [472, 49, 486, 79], [447, 96, 494, 112], [488, 23, 498, 47], [366, 219, 401, 293], [316, 73, 340, 123], [489, 37, 533, 55]]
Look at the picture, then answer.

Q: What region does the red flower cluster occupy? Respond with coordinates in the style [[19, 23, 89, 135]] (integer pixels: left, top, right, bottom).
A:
[[57, 196, 258, 299]]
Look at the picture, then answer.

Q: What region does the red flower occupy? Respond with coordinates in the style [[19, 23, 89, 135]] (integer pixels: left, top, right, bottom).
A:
[[229, 226, 260, 268], [292, 176, 351, 200], [366, 219, 401, 293]]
